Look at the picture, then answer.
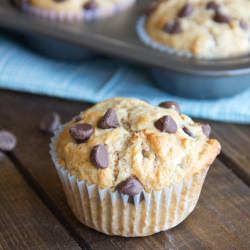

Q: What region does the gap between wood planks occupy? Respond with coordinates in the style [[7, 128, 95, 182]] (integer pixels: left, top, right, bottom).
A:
[[219, 152, 250, 187], [5, 152, 92, 250]]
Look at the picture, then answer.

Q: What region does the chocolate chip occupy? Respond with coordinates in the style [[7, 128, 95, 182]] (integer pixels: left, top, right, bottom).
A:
[[83, 1, 97, 10], [116, 176, 144, 196], [39, 112, 61, 134], [90, 144, 109, 169], [178, 3, 194, 18], [98, 109, 120, 129], [201, 124, 211, 137], [0, 130, 17, 152], [206, 1, 220, 11], [73, 115, 82, 123], [183, 126, 193, 137], [159, 101, 181, 113], [239, 20, 248, 30], [213, 11, 232, 24], [154, 116, 177, 133], [164, 19, 183, 34], [69, 123, 94, 143]]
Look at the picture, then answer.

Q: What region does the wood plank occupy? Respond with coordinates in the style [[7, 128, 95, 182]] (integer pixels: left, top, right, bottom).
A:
[[99, 160, 250, 250], [1, 90, 250, 249], [210, 122, 250, 185], [0, 91, 107, 247], [0, 156, 80, 250]]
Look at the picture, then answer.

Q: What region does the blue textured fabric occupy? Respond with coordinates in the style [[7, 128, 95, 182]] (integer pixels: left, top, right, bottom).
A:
[[0, 35, 250, 123]]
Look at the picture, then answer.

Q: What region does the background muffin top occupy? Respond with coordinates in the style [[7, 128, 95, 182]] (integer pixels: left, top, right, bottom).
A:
[[146, 0, 250, 58], [23, 0, 125, 12], [56, 98, 221, 192]]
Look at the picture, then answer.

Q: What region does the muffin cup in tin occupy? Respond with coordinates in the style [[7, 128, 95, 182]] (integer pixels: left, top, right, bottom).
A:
[[19, 0, 136, 22], [137, 16, 250, 99], [136, 16, 192, 58], [150, 67, 250, 99], [50, 126, 209, 237], [25, 34, 95, 61]]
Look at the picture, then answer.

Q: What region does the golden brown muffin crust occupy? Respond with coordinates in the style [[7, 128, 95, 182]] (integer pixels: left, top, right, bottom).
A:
[[146, 0, 250, 58], [56, 98, 221, 191]]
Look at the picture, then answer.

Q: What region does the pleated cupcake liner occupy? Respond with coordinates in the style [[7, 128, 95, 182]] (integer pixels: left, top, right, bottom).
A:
[[136, 16, 193, 58], [19, 0, 136, 22], [50, 126, 209, 237]]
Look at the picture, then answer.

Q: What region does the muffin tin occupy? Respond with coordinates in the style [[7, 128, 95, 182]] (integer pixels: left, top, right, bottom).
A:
[[25, 34, 94, 61], [0, 0, 250, 99]]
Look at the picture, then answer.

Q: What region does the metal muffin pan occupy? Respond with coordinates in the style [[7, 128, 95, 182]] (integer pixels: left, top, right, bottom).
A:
[[0, 0, 250, 99], [25, 34, 95, 61]]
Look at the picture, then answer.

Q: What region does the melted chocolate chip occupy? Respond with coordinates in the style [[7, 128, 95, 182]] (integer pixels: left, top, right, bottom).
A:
[[69, 123, 94, 143], [164, 19, 183, 34], [116, 176, 144, 196], [159, 101, 181, 113], [183, 126, 193, 137], [154, 116, 177, 134], [0, 130, 17, 152], [178, 3, 194, 18], [213, 11, 232, 24], [206, 1, 220, 11], [98, 109, 120, 129], [39, 112, 61, 134], [83, 1, 97, 10], [239, 20, 248, 30], [90, 144, 109, 169], [201, 124, 211, 137], [142, 149, 150, 158]]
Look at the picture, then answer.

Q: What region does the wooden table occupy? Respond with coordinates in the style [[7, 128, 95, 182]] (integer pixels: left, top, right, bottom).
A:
[[0, 90, 250, 250]]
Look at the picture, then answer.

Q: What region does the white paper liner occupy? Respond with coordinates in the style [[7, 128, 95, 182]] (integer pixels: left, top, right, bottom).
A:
[[136, 16, 193, 58], [50, 126, 209, 237], [20, 0, 136, 22]]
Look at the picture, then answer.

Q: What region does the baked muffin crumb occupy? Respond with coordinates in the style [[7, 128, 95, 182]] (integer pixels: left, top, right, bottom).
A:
[[146, 0, 250, 58], [57, 98, 221, 192]]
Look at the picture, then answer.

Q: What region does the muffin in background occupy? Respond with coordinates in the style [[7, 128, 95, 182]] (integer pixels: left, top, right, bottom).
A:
[[50, 97, 221, 237], [16, 0, 136, 22], [139, 0, 250, 58]]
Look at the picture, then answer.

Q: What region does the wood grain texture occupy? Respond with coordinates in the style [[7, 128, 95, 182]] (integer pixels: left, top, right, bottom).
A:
[[0, 90, 250, 249], [211, 122, 250, 185], [0, 157, 80, 250]]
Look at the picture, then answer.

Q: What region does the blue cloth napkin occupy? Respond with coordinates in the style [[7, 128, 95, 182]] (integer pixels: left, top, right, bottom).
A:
[[0, 35, 250, 123]]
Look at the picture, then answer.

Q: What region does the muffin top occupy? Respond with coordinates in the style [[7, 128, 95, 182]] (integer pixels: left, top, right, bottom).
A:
[[56, 98, 221, 193], [20, 0, 127, 13], [146, 0, 250, 58]]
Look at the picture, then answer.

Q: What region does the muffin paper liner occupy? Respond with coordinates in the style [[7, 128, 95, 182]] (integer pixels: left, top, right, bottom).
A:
[[136, 16, 193, 58], [19, 0, 135, 22], [50, 126, 209, 237]]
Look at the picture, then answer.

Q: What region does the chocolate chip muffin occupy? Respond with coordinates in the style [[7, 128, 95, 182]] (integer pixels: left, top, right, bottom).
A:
[[17, 0, 135, 21], [50, 98, 221, 236], [144, 0, 250, 58]]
